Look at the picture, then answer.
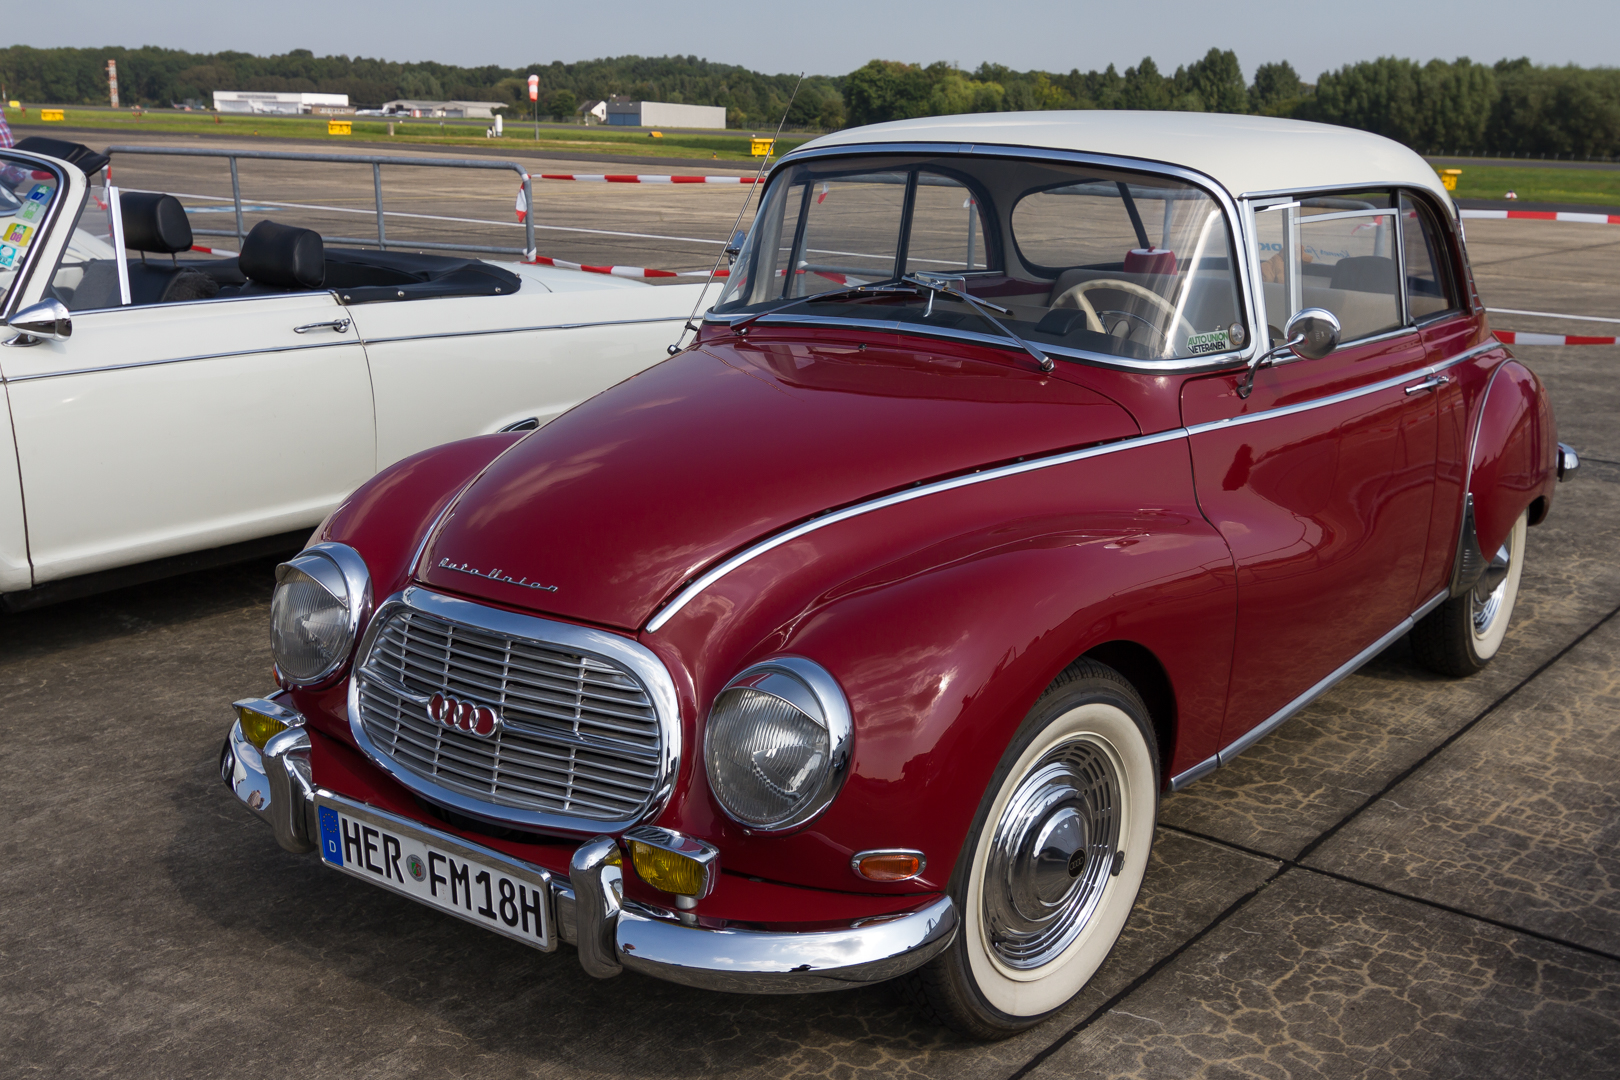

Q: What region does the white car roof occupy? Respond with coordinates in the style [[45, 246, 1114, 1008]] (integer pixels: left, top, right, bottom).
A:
[[792, 111, 1453, 208]]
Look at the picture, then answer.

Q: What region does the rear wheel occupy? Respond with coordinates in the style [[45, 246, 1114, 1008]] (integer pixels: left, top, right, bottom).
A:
[[901, 659, 1159, 1039], [1413, 509, 1528, 677]]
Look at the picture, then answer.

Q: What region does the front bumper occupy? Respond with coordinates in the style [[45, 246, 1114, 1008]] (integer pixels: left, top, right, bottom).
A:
[[220, 712, 957, 994]]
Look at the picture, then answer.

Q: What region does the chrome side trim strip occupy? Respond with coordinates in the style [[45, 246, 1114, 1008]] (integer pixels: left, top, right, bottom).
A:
[[1168, 588, 1449, 790], [1183, 339, 1497, 438], [359, 314, 690, 347], [2, 338, 361, 384], [650, 340, 1503, 634], [644, 427, 1188, 632]]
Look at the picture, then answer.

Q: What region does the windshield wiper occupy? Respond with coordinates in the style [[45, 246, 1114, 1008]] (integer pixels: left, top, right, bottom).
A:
[[729, 278, 913, 331], [901, 274, 1054, 373]]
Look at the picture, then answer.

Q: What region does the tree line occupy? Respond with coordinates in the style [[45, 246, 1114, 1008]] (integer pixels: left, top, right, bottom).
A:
[[2, 44, 1616, 158]]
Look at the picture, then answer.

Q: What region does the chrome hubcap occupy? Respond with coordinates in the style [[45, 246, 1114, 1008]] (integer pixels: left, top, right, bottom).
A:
[[1471, 532, 1515, 637], [984, 738, 1121, 969]]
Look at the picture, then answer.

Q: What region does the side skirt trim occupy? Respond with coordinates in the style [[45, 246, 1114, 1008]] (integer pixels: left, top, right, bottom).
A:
[[1167, 589, 1448, 791]]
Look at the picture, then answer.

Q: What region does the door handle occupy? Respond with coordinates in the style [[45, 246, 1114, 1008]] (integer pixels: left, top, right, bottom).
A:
[[1404, 374, 1449, 395], [294, 319, 352, 335]]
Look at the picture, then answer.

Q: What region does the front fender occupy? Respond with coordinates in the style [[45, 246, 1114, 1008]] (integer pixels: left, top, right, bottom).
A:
[[1470, 360, 1557, 554], [646, 437, 1235, 896]]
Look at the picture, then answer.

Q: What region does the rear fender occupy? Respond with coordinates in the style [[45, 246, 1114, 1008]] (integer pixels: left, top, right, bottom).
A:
[[1468, 360, 1556, 558]]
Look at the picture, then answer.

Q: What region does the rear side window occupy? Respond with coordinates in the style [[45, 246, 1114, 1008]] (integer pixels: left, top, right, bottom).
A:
[[1401, 194, 1459, 321]]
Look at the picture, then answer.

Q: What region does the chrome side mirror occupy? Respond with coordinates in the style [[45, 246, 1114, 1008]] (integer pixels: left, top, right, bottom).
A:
[[4, 298, 72, 347], [1238, 307, 1340, 398], [1282, 307, 1341, 361]]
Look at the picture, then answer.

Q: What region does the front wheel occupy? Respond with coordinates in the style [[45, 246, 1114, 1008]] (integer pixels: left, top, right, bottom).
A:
[[1412, 508, 1528, 677], [901, 659, 1159, 1039]]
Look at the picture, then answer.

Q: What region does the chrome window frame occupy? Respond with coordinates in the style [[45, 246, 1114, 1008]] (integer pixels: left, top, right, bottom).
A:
[[347, 585, 683, 836], [708, 142, 1262, 375], [1, 152, 75, 322], [1242, 185, 1419, 346]]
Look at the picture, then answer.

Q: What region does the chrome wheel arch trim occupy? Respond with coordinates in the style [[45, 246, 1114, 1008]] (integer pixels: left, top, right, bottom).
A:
[[346, 585, 683, 836], [646, 339, 1503, 634]]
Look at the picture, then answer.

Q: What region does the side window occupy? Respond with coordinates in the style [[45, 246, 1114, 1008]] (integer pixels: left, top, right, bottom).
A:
[[45, 191, 124, 312], [1254, 192, 1402, 345], [1401, 193, 1459, 321], [904, 174, 990, 275]]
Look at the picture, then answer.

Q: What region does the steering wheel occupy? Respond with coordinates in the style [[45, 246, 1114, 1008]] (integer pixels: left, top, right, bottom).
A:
[[1051, 278, 1198, 353]]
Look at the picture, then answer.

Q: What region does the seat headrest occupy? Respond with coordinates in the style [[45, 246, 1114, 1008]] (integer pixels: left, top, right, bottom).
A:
[[239, 220, 324, 289], [120, 191, 194, 254]]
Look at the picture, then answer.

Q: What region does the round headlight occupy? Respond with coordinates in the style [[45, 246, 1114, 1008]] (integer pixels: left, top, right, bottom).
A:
[[703, 657, 852, 832], [269, 543, 371, 685]]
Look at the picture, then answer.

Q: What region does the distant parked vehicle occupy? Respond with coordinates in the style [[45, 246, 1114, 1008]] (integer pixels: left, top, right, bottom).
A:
[[0, 138, 706, 610]]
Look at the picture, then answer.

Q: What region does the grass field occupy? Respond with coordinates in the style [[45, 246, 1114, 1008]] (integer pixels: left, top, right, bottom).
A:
[[1429, 163, 1620, 206], [4, 107, 812, 162]]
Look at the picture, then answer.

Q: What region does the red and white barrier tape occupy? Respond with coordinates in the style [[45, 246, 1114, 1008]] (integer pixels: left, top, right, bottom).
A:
[[1462, 209, 1620, 225], [516, 174, 759, 221], [524, 255, 727, 280], [190, 243, 238, 256], [1497, 330, 1617, 346]]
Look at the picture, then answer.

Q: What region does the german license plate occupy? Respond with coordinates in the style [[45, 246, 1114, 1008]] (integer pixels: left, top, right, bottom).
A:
[[315, 793, 554, 951]]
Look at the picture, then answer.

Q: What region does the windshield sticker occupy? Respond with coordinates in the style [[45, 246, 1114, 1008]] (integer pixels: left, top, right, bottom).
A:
[[1186, 330, 1230, 355], [25, 184, 52, 205], [2, 223, 32, 248], [19, 200, 43, 223], [0, 244, 18, 270]]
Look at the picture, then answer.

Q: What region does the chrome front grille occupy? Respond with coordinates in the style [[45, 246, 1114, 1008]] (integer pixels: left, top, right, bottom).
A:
[[354, 598, 668, 826]]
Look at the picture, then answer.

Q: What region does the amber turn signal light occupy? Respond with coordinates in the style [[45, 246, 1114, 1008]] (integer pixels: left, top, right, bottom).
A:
[[237, 704, 288, 751], [622, 826, 718, 900], [852, 850, 926, 882]]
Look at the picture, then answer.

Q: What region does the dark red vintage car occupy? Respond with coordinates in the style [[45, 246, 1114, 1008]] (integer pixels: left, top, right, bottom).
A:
[[221, 112, 1577, 1038]]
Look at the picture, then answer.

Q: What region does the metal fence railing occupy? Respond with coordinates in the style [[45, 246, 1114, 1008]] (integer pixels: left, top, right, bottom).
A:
[[105, 145, 535, 259]]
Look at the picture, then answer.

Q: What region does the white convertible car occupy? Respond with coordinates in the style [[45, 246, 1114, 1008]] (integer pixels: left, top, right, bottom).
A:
[[0, 138, 709, 610]]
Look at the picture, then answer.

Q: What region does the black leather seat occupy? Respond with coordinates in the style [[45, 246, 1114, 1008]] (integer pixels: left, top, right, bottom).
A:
[[1329, 255, 1398, 294], [120, 192, 220, 305]]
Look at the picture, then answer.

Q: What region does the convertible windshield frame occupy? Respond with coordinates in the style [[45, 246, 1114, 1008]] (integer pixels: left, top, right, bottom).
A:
[[708, 142, 1262, 375], [0, 151, 73, 322]]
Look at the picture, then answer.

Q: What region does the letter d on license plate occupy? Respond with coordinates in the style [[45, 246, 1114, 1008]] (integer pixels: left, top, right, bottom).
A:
[[315, 794, 554, 951]]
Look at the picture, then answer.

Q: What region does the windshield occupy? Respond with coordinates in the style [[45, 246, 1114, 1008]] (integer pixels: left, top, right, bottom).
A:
[[715, 154, 1246, 363], [0, 154, 64, 311]]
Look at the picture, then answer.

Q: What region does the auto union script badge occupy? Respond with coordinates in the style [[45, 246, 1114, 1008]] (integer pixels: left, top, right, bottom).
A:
[[437, 558, 557, 592], [428, 691, 501, 739]]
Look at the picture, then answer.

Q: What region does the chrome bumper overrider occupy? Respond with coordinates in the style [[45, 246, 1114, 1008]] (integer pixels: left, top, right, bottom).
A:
[[219, 711, 958, 993]]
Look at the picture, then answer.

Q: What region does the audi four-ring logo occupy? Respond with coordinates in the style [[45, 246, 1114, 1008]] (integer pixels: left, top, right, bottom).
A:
[[428, 691, 501, 738]]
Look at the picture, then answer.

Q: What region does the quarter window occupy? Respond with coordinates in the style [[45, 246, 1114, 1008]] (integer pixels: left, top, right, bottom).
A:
[[1401, 194, 1459, 321]]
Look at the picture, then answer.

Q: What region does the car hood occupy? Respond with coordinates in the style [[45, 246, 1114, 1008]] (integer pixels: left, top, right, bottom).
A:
[[418, 335, 1139, 630]]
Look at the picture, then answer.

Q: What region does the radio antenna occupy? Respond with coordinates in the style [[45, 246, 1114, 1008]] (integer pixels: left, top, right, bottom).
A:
[[667, 72, 805, 356]]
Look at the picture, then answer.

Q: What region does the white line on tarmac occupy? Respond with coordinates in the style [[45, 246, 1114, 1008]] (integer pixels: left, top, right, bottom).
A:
[[1489, 307, 1620, 325], [168, 191, 725, 245]]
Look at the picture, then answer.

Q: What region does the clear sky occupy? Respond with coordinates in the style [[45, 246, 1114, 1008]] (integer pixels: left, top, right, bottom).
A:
[[20, 0, 1618, 79]]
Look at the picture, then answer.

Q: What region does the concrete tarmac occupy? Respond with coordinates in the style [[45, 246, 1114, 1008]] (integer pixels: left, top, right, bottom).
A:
[[2, 144, 1618, 1078]]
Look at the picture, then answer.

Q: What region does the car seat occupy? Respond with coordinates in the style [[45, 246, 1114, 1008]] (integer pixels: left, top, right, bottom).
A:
[[120, 191, 220, 305], [231, 220, 326, 294]]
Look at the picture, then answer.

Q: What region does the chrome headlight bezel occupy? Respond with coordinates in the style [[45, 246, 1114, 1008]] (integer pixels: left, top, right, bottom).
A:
[[702, 656, 853, 834], [270, 542, 372, 686]]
